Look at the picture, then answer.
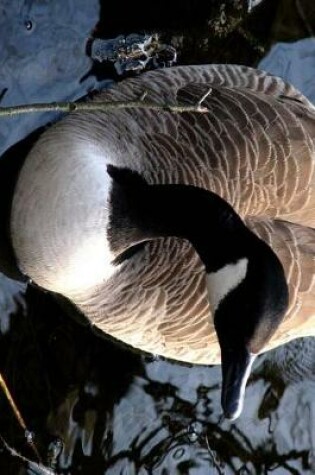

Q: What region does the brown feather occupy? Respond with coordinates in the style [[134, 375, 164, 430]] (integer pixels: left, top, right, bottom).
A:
[[11, 65, 315, 364]]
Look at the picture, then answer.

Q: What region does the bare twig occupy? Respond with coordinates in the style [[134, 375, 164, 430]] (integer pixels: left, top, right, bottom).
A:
[[0, 373, 42, 462], [204, 433, 225, 475], [0, 374, 26, 430], [0, 98, 209, 118], [139, 91, 148, 102], [0, 435, 56, 475], [197, 87, 212, 107]]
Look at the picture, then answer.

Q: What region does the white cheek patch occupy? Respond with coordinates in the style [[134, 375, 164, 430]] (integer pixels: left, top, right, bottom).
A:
[[206, 258, 248, 314]]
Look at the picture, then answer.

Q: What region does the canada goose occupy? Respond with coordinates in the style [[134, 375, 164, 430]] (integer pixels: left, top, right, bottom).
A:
[[9, 65, 315, 420]]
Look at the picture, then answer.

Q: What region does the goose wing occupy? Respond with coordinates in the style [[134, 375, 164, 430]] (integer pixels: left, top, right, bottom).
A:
[[245, 217, 315, 350], [101, 64, 314, 108], [90, 64, 315, 226], [83, 237, 220, 365], [80, 216, 315, 365]]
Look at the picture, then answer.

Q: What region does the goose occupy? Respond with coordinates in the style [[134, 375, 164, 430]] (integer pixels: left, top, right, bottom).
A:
[[8, 64, 315, 420]]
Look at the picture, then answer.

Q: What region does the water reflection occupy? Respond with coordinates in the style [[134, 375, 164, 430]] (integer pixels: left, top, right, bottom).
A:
[[0, 280, 314, 474]]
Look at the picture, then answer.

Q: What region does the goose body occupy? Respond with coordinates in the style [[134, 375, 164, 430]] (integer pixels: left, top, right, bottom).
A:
[[10, 64, 315, 371]]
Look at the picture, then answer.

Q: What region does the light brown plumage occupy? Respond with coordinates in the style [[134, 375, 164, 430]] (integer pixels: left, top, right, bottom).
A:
[[11, 65, 315, 364]]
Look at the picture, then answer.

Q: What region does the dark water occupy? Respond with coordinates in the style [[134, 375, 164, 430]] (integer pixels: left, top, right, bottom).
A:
[[0, 1, 315, 473], [1, 283, 314, 474], [1, 284, 314, 474]]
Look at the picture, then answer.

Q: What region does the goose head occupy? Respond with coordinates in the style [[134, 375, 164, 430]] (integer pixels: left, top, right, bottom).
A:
[[107, 165, 289, 420]]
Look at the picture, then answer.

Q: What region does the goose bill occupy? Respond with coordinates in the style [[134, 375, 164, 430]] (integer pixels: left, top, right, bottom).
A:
[[220, 347, 257, 420]]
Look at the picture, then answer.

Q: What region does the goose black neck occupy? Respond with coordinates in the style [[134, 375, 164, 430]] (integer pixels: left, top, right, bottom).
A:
[[109, 172, 254, 270], [142, 185, 248, 268]]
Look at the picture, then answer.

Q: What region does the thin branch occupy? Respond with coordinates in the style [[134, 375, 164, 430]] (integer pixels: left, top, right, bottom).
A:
[[197, 87, 212, 107], [0, 435, 56, 475], [0, 374, 26, 430], [204, 433, 225, 475], [0, 373, 42, 462], [0, 98, 209, 118], [139, 91, 148, 102]]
